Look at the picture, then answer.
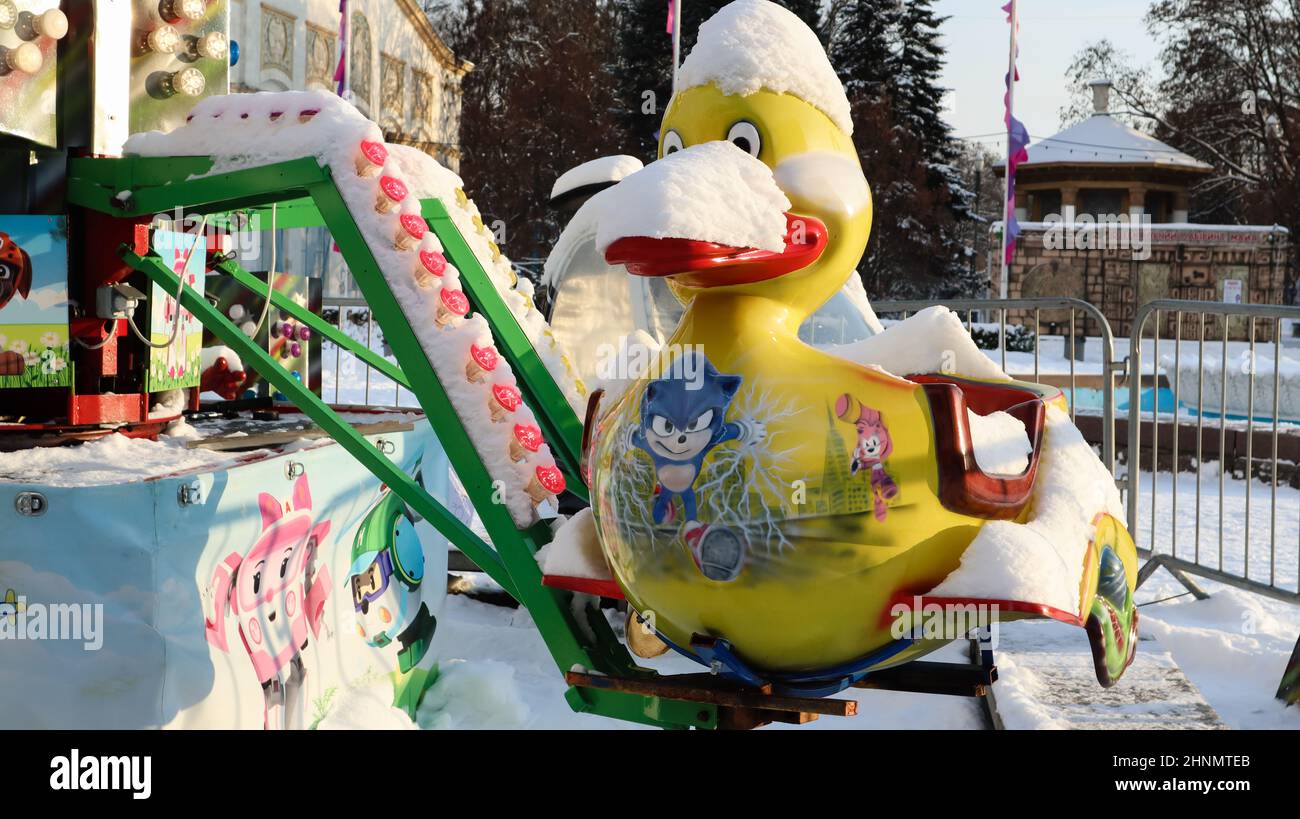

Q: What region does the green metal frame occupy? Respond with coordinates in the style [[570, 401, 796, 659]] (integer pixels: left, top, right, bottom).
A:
[[423, 200, 587, 491], [74, 155, 713, 729], [212, 257, 411, 390]]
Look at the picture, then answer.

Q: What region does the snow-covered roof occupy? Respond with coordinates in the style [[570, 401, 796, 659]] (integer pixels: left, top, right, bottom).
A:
[[677, 0, 853, 136], [1007, 113, 1213, 171]]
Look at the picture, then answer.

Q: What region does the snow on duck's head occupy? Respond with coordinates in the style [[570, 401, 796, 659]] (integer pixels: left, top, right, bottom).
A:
[[673, 0, 852, 137], [611, 1, 869, 304]]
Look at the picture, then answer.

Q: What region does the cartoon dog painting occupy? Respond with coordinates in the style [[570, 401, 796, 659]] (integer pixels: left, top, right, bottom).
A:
[[836, 393, 899, 522], [0, 232, 33, 312], [627, 351, 764, 580], [204, 474, 332, 730]]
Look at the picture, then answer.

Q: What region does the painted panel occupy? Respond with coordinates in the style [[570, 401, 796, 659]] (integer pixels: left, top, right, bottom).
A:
[[0, 419, 454, 728], [0, 214, 69, 389]]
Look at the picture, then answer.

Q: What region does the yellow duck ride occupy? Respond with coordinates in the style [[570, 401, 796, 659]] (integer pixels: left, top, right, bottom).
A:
[[583, 0, 1138, 696]]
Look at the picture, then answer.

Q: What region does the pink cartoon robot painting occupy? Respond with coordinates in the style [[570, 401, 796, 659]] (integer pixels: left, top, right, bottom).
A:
[[836, 393, 899, 522], [204, 474, 332, 729]]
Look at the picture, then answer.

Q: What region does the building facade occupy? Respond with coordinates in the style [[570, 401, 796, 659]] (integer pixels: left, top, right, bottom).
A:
[[996, 82, 1292, 340], [230, 0, 471, 172], [227, 0, 470, 298]]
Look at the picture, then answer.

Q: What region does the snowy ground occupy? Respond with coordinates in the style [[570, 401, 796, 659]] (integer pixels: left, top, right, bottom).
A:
[[356, 565, 1298, 730], [1131, 467, 1300, 595], [318, 309, 419, 409]]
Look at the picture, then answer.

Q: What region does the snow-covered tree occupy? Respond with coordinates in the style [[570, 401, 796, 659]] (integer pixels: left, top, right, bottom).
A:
[[831, 0, 976, 297]]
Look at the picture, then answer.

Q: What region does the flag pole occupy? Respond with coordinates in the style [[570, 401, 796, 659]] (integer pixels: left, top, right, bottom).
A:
[[342, 1, 351, 101], [1000, 0, 1018, 300], [671, 0, 682, 93]]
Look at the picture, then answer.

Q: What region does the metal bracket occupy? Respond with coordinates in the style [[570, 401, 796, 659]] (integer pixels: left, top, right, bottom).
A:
[[177, 480, 203, 507]]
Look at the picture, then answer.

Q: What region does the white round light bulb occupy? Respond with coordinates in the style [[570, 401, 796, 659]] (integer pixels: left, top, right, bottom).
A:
[[6, 42, 42, 74], [35, 9, 68, 40]]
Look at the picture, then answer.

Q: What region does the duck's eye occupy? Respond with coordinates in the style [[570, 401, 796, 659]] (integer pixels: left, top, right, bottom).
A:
[[727, 121, 762, 158], [662, 130, 684, 156], [650, 415, 674, 436]]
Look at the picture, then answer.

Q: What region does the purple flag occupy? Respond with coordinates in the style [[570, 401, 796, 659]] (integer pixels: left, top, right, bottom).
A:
[[334, 0, 349, 96]]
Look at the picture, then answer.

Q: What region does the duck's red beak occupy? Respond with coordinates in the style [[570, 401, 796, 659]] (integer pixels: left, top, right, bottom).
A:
[[604, 212, 828, 288]]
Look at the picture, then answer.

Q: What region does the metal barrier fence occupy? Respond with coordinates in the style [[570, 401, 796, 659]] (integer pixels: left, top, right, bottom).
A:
[[320, 297, 417, 408], [1128, 299, 1300, 602], [873, 298, 1120, 471], [877, 296, 1300, 603]]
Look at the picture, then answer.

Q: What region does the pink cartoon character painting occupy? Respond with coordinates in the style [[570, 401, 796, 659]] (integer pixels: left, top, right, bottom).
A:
[[836, 393, 899, 522], [204, 474, 332, 729]]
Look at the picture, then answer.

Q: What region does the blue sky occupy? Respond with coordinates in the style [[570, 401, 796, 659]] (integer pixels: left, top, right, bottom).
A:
[[935, 0, 1160, 149]]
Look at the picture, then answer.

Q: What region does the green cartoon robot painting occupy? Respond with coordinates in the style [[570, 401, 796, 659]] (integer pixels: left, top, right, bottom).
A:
[[348, 477, 440, 719]]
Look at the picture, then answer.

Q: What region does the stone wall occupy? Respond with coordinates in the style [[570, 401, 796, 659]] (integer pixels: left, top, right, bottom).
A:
[[1002, 227, 1292, 341]]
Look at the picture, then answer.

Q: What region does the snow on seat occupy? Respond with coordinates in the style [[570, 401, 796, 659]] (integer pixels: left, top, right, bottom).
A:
[[830, 305, 1118, 620], [537, 508, 622, 599], [125, 90, 584, 527]]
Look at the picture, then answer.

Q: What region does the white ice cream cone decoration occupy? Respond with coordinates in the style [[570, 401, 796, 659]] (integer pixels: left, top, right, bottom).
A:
[[435, 288, 469, 327], [395, 213, 427, 250], [376, 175, 408, 214], [415, 245, 447, 288], [356, 140, 388, 177]]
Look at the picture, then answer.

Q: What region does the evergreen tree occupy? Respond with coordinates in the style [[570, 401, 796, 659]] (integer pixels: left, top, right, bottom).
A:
[[831, 0, 976, 297], [437, 0, 628, 262], [893, 0, 971, 220]]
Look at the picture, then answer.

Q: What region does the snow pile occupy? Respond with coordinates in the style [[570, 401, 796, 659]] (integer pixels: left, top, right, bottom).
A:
[[967, 409, 1033, 476], [928, 406, 1125, 614], [832, 306, 1010, 382], [1166, 350, 1300, 422], [387, 144, 589, 415], [773, 152, 871, 219], [536, 508, 612, 581], [0, 432, 251, 486], [127, 91, 569, 527], [415, 659, 531, 729], [551, 155, 644, 200], [314, 676, 417, 730], [596, 141, 791, 254], [677, 0, 853, 135]]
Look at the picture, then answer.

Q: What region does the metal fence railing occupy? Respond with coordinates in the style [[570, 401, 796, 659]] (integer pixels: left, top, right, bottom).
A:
[[1128, 300, 1300, 602], [873, 298, 1121, 471], [877, 296, 1300, 603], [320, 297, 417, 409]]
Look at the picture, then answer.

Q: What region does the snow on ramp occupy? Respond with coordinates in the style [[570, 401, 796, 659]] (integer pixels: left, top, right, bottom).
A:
[[127, 90, 577, 527]]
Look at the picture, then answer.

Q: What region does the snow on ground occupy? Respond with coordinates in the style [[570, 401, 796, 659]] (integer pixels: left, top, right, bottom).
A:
[[1133, 572, 1300, 730], [1131, 467, 1300, 595], [421, 567, 1299, 730]]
